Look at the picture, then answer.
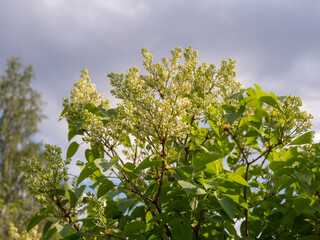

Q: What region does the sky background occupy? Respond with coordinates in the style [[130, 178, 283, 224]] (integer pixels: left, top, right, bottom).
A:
[[1, 0, 320, 173]]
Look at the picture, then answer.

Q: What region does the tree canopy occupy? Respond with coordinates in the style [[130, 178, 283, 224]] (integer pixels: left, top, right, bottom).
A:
[[22, 47, 320, 239], [0, 57, 45, 237]]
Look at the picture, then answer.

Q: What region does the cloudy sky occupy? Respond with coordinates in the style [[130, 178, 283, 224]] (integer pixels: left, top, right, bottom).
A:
[[1, 0, 320, 171]]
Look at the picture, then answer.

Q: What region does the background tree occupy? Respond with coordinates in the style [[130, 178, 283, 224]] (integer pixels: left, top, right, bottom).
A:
[[22, 47, 320, 239], [0, 57, 45, 237]]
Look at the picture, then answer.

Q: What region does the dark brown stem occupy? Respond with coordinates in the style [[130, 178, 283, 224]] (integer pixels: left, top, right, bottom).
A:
[[225, 128, 248, 163], [225, 128, 250, 236], [244, 163, 249, 237], [83, 130, 154, 206], [155, 138, 167, 210], [194, 209, 206, 239], [55, 199, 80, 232], [183, 115, 196, 162], [153, 138, 171, 238], [251, 142, 282, 165]]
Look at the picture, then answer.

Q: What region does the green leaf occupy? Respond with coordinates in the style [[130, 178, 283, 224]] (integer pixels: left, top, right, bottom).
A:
[[94, 155, 119, 172], [59, 107, 68, 121], [225, 105, 245, 125], [99, 108, 118, 118], [294, 198, 311, 215], [136, 155, 161, 171], [146, 211, 153, 224], [117, 198, 135, 214], [299, 180, 319, 197], [289, 131, 314, 145], [260, 96, 279, 109], [226, 172, 250, 187], [283, 210, 296, 226], [273, 176, 297, 193], [283, 147, 298, 161], [84, 103, 98, 114], [170, 221, 193, 240], [56, 223, 74, 238], [67, 141, 79, 158], [208, 120, 220, 137], [205, 160, 223, 175], [225, 220, 239, 239], [189, 198, 198, 210], [27, 208, 48, 231], [228, 89, 247, 100], [294, 170, 313, 185], [42, 226, 57, 240], [68, 126, 83, 142], [75, 119, 85, 131], [254, 84, 261, 90], [124, 221, 146, 235], [97, 179, 115, 198], [66, 190, 77, 207], [75, 185, 86, 199], [181, 115, 193, 124], [178, 180, 206, 195], [204, 181, 218, 190], [193, 151, 221, 169], [42, 221, 54, 237], [253, 108, 268, 121], [218, 195, 236, 219], [120, 135, 131, 147], [77, 165, 97, 185], [248, 220, 263, 238]]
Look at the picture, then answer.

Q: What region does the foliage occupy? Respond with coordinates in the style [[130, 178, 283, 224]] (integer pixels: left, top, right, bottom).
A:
[[23, 47, 320, 239], [0, 57, 45, 237], [8, 223, 41, 240]]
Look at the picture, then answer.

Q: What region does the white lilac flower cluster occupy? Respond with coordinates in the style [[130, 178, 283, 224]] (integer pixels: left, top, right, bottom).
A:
[[109, 46, 242, 148], [62, 69, 112, 143]]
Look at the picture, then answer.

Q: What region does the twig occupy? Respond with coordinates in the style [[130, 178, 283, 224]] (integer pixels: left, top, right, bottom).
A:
[[249, 192, 275, 208], [194, 209, 206, 240]]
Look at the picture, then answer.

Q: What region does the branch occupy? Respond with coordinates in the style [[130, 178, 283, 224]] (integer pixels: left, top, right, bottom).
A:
[[243, 163, 249, 237], [152, 138, 172, 238], [194, 209, 206, 240], [83, 130, 154, 206], [225, 128, 249, 164], [183, 115, 196, 162], [55, 199, 80, 232], [251, 142, 282, 165], [155, 138, 167, 209], [249, 192, 275, 208]]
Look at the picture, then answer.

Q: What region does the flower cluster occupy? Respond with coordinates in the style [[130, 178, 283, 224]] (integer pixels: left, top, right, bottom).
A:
[[20, 144, 70, 204], [109, 46, 242, 149], [62, 69, 111, 143], [264, 94, 313, 142], [280, 95, 313, 137]]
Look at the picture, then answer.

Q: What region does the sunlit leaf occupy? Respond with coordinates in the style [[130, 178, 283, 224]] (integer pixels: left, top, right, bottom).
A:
[[94, 155, 119, 172], [178, 180, 206, 195], [289, 131, 314, 145], [226, 172, 250, 187]]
